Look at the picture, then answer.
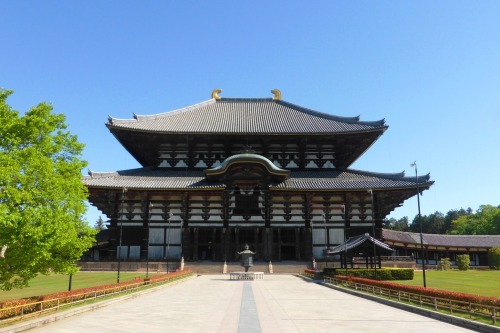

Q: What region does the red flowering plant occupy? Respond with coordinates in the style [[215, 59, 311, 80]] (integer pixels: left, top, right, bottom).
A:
[[334, 275, 500, 308], [0, 270, 193, 320]]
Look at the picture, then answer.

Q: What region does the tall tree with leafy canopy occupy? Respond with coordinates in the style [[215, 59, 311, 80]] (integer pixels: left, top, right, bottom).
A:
[[451, 205, 500, 235], [0, 89, 96, 290]]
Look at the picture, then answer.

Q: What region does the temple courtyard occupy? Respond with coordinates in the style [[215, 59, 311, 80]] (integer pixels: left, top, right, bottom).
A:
[[6, 274, 481, 333]]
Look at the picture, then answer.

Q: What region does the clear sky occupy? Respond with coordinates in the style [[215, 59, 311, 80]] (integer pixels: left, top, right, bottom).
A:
[[2, 1, 499, 225]]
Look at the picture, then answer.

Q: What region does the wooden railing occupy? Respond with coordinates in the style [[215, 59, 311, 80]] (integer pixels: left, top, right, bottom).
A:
[[0, 272, 193, 325], [302, 272, 500, 326]]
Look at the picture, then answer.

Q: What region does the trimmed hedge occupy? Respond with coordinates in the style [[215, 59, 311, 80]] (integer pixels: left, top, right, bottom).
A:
[[335, 275, 500, 307], [323, 268, 414, 281]]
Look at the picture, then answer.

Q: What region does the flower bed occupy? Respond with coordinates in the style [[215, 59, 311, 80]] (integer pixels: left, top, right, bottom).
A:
[[334, 275, 500, 307], [0, 270, 192, 321]]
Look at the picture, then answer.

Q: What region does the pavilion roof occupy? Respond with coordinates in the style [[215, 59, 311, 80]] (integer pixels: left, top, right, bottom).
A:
[[328, 233, 394, 256], [381, 229, 500, 249], [107, 98, 386, 134]]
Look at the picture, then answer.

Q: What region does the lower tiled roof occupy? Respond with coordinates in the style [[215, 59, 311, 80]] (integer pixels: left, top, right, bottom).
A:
[[83, 168, 431, 191], [381, 229, 500, 248]]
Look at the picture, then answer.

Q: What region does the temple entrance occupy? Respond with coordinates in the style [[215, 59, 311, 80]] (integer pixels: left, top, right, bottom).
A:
[[197, 245, 212, 260], [281, 246, 296, 260], [187, 226, 309, 262]]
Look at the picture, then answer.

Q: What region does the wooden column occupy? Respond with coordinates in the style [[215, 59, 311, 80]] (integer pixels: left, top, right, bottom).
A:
[[295, 228, 300, 260], [212, 228, 216, 261], [193, 228, 199, 261], [235, 228, 239, 261]]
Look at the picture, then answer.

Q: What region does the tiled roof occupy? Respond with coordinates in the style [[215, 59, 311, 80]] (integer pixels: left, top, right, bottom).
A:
[[329, 233, 393, 255], [271, 170, 430, 190], [83, 168, 430, 190], [381, 229, 500, 248], [84, 169, 220, 189], [107, 98, 386, 134]]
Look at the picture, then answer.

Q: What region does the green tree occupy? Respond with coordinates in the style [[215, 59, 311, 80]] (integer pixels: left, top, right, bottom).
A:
[[94, 216, 106, 231], [451, 205, 500, 235], [0, 89, 96, 290], [488, 247, 500, 269], [437, 257, 451, 271], [410, 211, 446, 234], [385, 216, 409, 231], [443, 208, 470, 234], [456, 254, 470, 270]]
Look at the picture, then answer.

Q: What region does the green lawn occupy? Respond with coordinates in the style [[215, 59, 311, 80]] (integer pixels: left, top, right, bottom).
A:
[[394, 270, 500, 298], [0, 271, 163, 301]]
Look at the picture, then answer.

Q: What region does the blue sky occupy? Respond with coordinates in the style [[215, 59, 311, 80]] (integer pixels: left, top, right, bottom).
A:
[[2, 1, 499, 225]]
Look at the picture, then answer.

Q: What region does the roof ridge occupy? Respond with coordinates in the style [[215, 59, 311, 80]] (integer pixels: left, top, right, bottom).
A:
[[346, 169, 406, 180], [383, 228, 500, 237], [107, 97, 386, 128], [108, 99, 216, 125], [87, 170, 118, 178], [277, 100, 386, 127], [347, 169, 432, 183]]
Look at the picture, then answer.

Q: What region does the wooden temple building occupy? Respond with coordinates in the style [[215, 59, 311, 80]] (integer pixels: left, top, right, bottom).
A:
[[83, 89, 433, 264]]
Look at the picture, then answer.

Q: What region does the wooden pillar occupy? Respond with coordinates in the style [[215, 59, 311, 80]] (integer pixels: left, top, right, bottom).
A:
[[235, 228, 239, 261], [221, 228, 228, 261], [344, 193, 352, 240], [193, 228, 199, 261], [211, 228, 216, 261], [254, 228, 260, 260], [263, 228, 271, 261], [140, 194, 151, 260], [223, 191, 229, 228], [277, 228, 281, 261], [264, 191, 271, 228], [295, 228, 300, 260]]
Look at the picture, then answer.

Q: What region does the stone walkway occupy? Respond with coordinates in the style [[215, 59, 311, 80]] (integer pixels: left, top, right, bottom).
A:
[[21, 275, 476, 333]]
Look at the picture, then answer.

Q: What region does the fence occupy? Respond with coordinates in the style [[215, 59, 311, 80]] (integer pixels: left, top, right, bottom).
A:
[[0, 271, 192, 325], [303, 271, 500, 326]]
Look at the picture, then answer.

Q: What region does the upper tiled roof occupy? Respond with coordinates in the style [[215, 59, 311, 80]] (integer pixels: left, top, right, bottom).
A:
[[83, 168, 430, 191], [381, 229, 500, 248], [107, 98, 386, 134]]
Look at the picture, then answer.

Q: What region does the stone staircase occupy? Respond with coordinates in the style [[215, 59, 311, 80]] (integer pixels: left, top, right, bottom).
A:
[[184, 261, 308, 275]]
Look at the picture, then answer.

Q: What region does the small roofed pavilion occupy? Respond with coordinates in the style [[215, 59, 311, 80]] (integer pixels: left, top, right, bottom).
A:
[[328, 233, 393, 269]]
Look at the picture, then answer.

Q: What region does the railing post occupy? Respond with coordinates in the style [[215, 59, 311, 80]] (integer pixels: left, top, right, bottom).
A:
[[434, 298, 437, 311], [493, 307, 496, 325]]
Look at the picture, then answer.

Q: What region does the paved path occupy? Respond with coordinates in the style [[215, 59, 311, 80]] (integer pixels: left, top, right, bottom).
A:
[[26, 275, 475, 333]]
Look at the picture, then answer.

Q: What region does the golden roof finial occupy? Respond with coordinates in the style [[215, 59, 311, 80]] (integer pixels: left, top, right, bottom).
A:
[[271, 89, 282, 100], [211, 89, 222, 100]]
